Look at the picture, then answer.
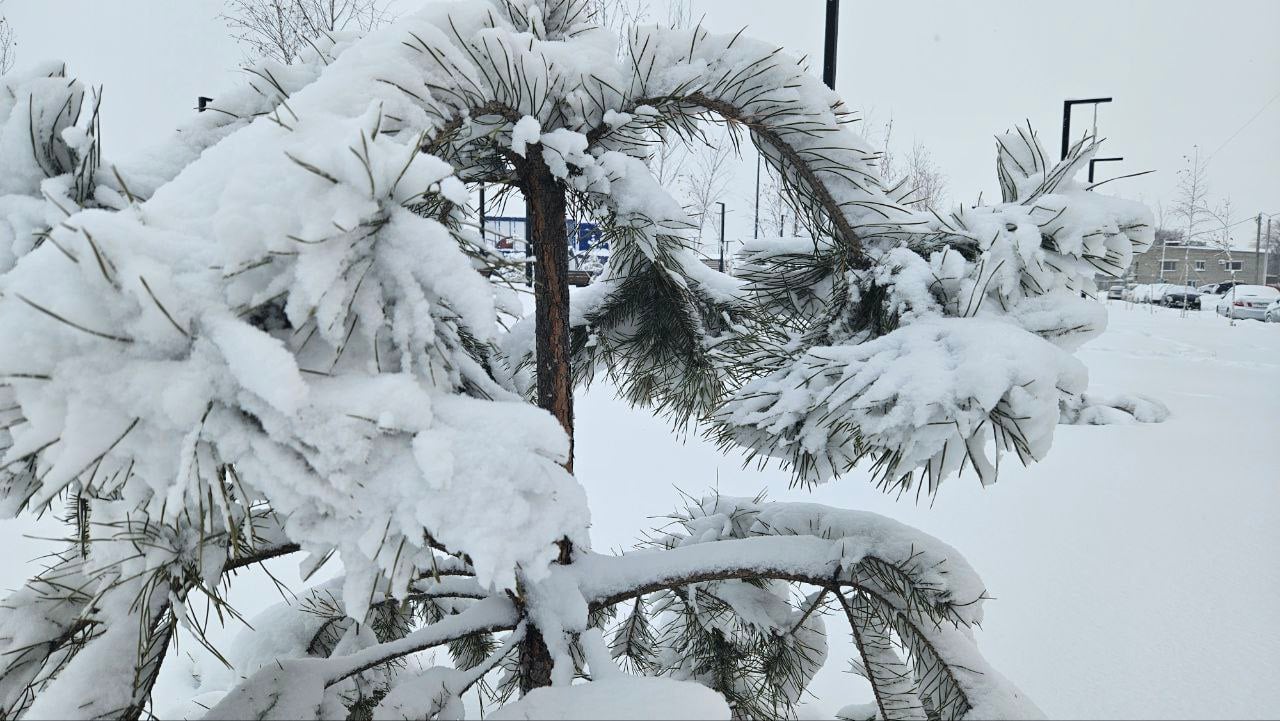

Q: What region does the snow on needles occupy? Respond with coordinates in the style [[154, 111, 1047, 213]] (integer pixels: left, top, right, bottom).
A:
[[0, 5, 589, 637], [0, 1, 1155, 718]]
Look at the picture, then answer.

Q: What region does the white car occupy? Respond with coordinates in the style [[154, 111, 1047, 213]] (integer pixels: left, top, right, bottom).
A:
[[1266, 299, 1280, 323], [1215, 285, 1280, 321]]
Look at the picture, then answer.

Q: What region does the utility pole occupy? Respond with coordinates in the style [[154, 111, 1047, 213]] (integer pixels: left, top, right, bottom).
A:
[[1256, 213, 1264, 284], [717, 201, 727, 273], [480, 184, 487, 244], [1267, 218, 1273, 286], [823, 0, 840, 90], [1061, 97, 1112, 160]]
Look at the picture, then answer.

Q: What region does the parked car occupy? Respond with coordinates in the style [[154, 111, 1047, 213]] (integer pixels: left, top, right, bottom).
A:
[[1106, 284, 1126, 300], [1215, 285, 1280, 321], [1161, 285, 1202, 309], [1149, 283, 1189, 304], [1266, 299, 1280, 323], [1200, 281, 1244, 296]]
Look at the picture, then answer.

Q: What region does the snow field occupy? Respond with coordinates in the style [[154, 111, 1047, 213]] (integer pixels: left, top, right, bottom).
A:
[[573, 300, 1280, 719]]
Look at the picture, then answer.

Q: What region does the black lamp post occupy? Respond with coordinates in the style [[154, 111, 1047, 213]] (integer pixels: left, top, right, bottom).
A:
[[1087, 157, 1124, 183], [717, 201, 727, 273], [1061, 97, 1112, 159], [823, 0, 840, 90]]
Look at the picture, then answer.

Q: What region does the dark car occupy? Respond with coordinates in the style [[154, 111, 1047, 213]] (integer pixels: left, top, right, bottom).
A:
[[1199, 281, 1244, 296], [1161, 285, 1202, 309]]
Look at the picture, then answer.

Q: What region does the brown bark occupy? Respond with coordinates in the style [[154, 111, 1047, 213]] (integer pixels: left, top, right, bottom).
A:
[[522, 146, 574, 473], [516, 147, 575, 694], [518, 625, 557, 694]]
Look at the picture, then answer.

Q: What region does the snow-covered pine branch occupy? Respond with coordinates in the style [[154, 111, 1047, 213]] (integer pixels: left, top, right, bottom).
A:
[[720, 128, 1156, 491], [0, 1, 1157, 717], [0, 23, 586, 715]]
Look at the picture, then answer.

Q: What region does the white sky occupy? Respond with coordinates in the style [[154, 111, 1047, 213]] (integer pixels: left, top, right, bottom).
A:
[[4, 0, 1278, 242]]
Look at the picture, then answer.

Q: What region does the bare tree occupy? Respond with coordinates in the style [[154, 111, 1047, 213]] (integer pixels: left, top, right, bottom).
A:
[[590, 0, 689, 40], [648, 130, 687, 187], [680, 126, 735, 247], [589, 0, 649, 44], [0, 2, 16, 74], [1205, 198, 1238, 289], [899, 141, 947, 209], [664, 0, 693, 28], [221, 0, 389, 64], [1170, 147, 1211, 313], [755, 163, 790, 237], [868, 113, 947, 210]]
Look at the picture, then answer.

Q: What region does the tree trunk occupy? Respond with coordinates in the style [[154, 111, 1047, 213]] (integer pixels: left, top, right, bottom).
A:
[[518, 625, 557, 694], [516, 146, 574, 694], [523, 147, 574, 473]]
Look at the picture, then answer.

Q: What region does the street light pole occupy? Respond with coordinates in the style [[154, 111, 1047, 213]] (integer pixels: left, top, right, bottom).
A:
[[823, 0, 839, 90], [1088, 157, 1124, 183], [717, 201, 727, 273], [1061, 97, 1112, 160]]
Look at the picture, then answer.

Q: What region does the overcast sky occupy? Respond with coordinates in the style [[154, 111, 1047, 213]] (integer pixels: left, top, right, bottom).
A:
[[3, 0, 1278, 239]]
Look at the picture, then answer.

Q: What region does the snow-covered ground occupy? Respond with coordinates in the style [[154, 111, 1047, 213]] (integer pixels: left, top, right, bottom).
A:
[[574, 300, 1280, 720], [1, 300, 1276, 719]]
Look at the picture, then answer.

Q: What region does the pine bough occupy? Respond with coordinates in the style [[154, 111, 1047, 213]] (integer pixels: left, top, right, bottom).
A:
[[0, 1, 1155, 718]]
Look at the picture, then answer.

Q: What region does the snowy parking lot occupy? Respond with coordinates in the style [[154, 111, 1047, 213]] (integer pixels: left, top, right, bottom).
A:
[[574, 300, 1280, 720]]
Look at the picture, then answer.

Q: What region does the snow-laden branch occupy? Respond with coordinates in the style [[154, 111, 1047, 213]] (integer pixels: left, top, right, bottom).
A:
[[203, 595, 519, 719]]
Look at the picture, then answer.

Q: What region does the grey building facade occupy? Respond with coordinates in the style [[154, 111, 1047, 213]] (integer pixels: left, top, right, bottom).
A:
[[1123, 240, 1269, 287]]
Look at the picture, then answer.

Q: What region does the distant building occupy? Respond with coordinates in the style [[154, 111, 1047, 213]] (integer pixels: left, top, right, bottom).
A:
[[483, 216, 609, 268], [1117, 235, 1268, 287]]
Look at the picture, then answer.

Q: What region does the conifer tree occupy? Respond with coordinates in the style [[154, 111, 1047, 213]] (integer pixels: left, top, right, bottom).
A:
[[0, 2, 1156, 718]]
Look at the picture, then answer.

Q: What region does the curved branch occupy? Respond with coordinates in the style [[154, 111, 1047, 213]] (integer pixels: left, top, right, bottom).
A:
[[569, 536, 910, 612], [224, 541, 302, 572], [206, 597, 520, 719], [423, 101, 524, 156], [321, 595, 518, 685], [618, 92, 872, 267]]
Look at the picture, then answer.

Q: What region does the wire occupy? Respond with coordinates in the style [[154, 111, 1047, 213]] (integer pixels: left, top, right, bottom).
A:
[[1184, 210, 1280, 241], [1204, 88, 1280, 163]]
